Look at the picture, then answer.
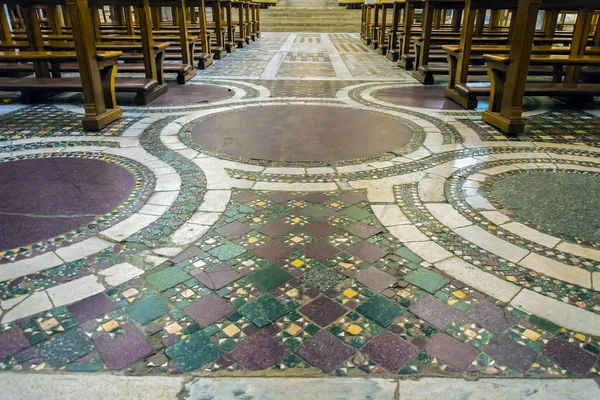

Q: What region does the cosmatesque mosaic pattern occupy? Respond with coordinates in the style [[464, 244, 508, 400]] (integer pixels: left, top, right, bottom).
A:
[[0, 33, 599, 382]]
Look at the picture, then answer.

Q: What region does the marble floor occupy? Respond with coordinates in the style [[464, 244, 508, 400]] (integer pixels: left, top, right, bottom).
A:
[[1, 33, 600, 398]]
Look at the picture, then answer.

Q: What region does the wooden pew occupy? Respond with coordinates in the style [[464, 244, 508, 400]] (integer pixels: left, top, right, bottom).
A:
[[3, 0, 125, 130], [445, 0, 599, 134]]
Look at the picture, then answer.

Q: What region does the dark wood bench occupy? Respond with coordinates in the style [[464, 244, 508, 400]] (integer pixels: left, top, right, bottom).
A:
[[0, 50, 123, 105], [443, 45, 600, 108]]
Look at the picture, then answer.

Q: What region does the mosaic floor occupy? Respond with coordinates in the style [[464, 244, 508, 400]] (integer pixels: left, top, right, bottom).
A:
[[1, 33, 600, 385]]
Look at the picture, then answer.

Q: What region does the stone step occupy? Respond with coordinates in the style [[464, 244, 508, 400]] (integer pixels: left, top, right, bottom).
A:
[[260, 6, 360, 33]]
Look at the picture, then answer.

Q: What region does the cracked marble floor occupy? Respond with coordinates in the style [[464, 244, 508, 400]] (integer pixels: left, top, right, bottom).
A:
[[0, 33, 600, 398]]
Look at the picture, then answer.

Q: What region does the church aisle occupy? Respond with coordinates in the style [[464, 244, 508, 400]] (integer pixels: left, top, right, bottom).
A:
[[1, 32, 600, 397]]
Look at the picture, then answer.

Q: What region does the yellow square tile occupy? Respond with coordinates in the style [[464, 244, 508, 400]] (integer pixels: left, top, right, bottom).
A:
[[574, 333, 586, 341], [330, 202, 340, 207], [346, 324, 363, 335], [290, 236, 303, 243], [181, 289, 195, 298], [253, 217, 262, 223], [291, 259, 304, 268], [165, 322, 183, 334], [452, 290, 467, 299], [286, 323, 302, 336], [39, 318, 59, 331], [286, 288, 299, 298], [523, 329, 541, 341], [343, 288, 358, 299], [223, 324, 241, 337], [102, 320, 120, 332], [256, 201, 266, 207], [248, 237, 259, 244], [291, 217, 302, 223]]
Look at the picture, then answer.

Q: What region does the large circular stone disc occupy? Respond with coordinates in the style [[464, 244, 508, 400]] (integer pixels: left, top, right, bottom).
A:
[[0, 157, 136, 251], [372, 86, 465, 110], [189, 105, 415, 162]]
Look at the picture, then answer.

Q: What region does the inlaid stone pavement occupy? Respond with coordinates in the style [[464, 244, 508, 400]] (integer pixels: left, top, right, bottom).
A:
[[0, 32, 600, 399]]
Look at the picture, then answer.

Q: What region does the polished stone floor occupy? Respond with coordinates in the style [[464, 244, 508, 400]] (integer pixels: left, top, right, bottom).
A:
[[1, 33, 600, 396]]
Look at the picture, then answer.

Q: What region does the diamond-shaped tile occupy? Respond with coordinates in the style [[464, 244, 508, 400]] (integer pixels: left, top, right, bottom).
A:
[[165, 332, 223, 372], [217, 221, 253, 239], [253, 241, 292, 262], [338, 192, 367, 205], [191, 263, 243, 290], [209, 243, 247, 261], [355, 267, 397, 292], [0, 328, 29, 360], [542, 338, 598, 376], [303, 193, 329, 204], [184, 294, 236, 327], [247, 265, 293, 291], [300, 296, 347, 327], [355, 294, 405, 327], [126, 296, 170, 324], [341, 205, 370, 221], [404, 267, 450, 293], [146, 267, 192, 292], [485, 336, 537, 373], [239, 294, 290, 328], [40, 328, 94, 367], [302, 220, 337, 238], [304, 241, 340, 261], [93, 322, 153, 371], [347, 241, 387, 263], [362, 330, 418, 372], [257, 218, 293, 238], [68, 293, 116, 323], [344, 222, 382, 239], [296, 330, 355, 373], [425, 333, 479, 371], [408, 295, 472, 330], [228, 332, 289, 370]]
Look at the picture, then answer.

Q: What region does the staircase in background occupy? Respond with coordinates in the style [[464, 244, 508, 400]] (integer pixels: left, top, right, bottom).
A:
[[260, 1, 362, 33]]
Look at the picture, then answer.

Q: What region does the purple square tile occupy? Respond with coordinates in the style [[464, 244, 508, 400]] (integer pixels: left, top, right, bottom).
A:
[[254, 241, 292, 262], [171, 246, 202, 264], [68, 293, 116, 323], [228, 332, 288, 370], [191, 263, 243, 290], [268, 192, 294, 203], [304, 241, 340, 261], [408, 295, 472, 330], [184, 294, 236, 327], [543, 338, 597, 376], [299, 296, 347, 327], [465, 301, 516, 334], [0, 327, 30, 360], [485, 336, 537, 373], [257, 218, 293, 238], [344, 222, 382, 239], [217, 221, 252, 239], [425, 333, 479, 371], [296, 330, 355, 373], [347, 241, 388, 263], [232, 191, 259, 204], [93, 322, 153, 370], [362, 330, 418, 372], [338, 192, 367, 205], [355, 267, 397, 292], [303, 193, 329, 204], [302, 221, 337, 238]]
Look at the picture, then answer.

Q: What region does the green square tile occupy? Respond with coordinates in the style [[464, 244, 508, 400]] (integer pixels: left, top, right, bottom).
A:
[[247, 265, 293, 291], [40, 328, 94, 367], [165, 332, 223, 372], [341, 205, 370, 221], [239, 294, 290, 327], [356, 294, 405, 327], [146, 267, 192, 291], [303, 205, 334, 219], [394, 247, 423, 263], [126, 295, 170, 324], [404, 267, 450, 293], [209, 243, 247, 261]]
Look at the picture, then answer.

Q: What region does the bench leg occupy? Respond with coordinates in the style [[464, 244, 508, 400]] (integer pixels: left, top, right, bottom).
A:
[[177, 68, 197, 85], [19, 91, 56, 104], [397, 56, 413, 71], [386, 50, 399, 62], [198, 55, 214, 70], [135, 83, 168, 105], [412, 69, 434, 85], [443, 87, 479, 109]]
